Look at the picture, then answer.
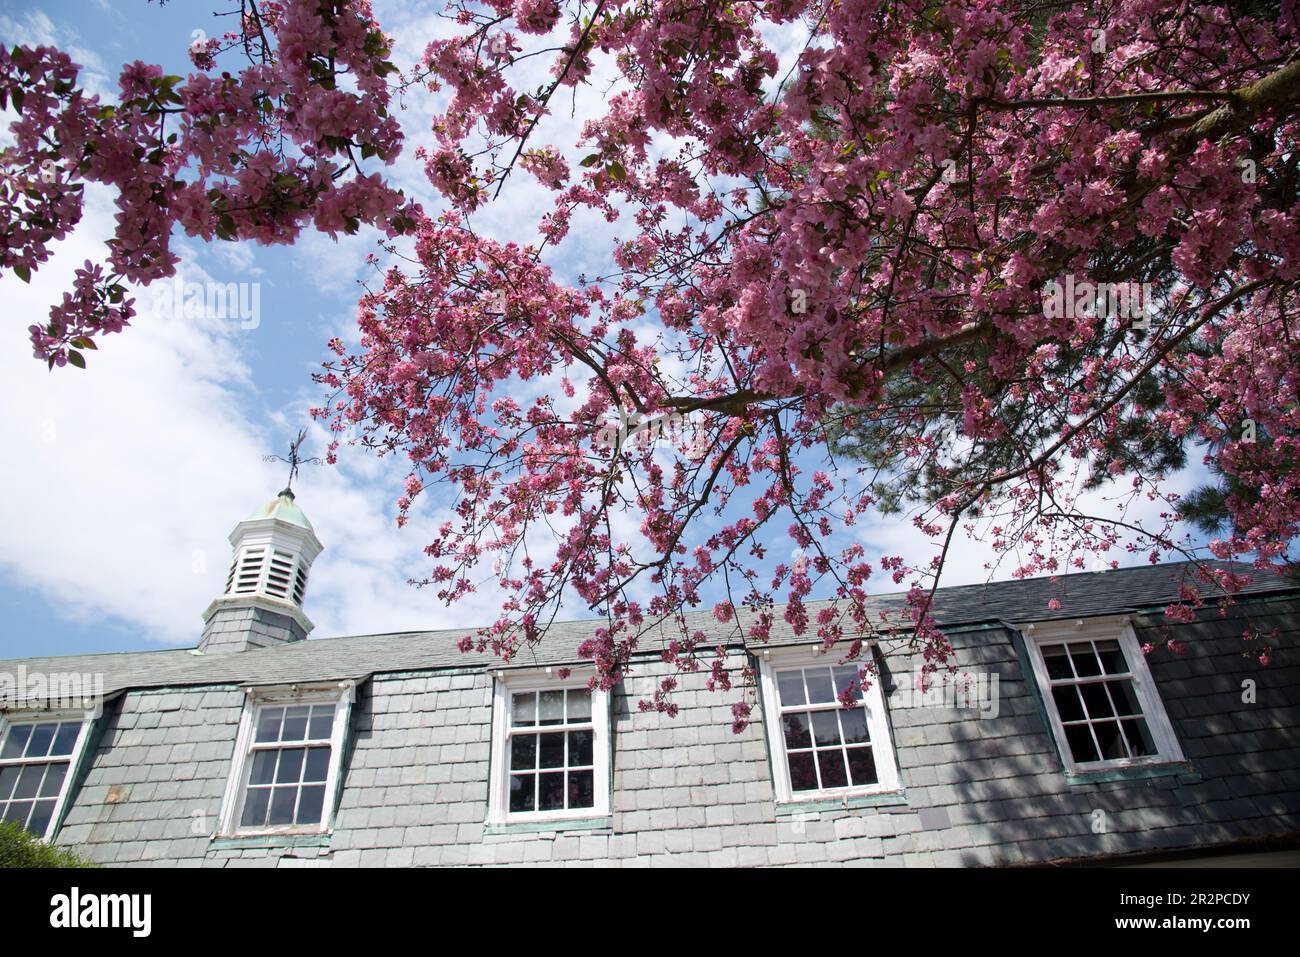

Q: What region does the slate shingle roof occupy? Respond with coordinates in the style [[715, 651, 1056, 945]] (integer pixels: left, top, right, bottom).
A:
[[3, 560, 1293, 697]]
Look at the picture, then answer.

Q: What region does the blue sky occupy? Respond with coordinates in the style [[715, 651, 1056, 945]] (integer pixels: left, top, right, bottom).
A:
[[0, 1, 1215, 662]]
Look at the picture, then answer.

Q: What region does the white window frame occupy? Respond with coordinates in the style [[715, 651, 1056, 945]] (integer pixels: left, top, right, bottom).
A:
[[488, 668, 610, 825], [0, 709, 94, 841], [1021, 615, 1185, 774], [758, 645, 902, 804], [217, 682, 355, 837]]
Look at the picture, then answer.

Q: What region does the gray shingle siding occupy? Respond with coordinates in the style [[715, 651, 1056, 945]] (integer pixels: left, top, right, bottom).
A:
[[43, 591, 1300, 867]]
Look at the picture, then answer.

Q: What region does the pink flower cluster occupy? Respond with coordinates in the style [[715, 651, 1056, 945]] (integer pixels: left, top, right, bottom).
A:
[[1, 0, 420, 367]]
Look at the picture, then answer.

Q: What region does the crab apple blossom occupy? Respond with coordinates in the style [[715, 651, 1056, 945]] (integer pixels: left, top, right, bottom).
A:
[[1, 0, 420, 369], [7, 1, 1300, 725]]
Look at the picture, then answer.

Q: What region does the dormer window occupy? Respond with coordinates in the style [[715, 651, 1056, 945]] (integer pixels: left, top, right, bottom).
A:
[[1022, 617, 1184, 773], [0, 712, 93, 839], [488, 669, 611, 824], [217, 684, 355, 836], [757, 646, 902, 803]]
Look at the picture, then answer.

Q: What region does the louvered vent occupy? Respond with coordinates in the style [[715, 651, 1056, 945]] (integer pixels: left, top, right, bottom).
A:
[[265, 549, 295, 600], [231, 547, 266, 595], [292, 561, 310, 606]]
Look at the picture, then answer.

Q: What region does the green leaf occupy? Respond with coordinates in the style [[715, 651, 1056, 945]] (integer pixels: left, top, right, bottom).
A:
[[13, 264, 30, 283], [66, 350, 85, 369], [607, 162, 626, 181], [579, 154, 601, 168]]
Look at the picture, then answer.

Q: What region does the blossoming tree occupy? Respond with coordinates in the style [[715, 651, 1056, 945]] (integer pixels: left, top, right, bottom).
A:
[[4, 0, 1298, 720]]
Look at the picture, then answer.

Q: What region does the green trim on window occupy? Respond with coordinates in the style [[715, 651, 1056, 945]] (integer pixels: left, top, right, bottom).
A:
[[1064, 760, 1197, 787], [326, 684, 362, 832], [774, 790, 908, 815], [49, 702, 114, 843], [210, 832, 333, 851], [483, 815, 613, 836], [1005, 623, 1068, 770]]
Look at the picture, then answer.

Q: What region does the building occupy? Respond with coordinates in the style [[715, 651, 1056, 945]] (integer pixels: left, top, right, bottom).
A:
[[1, 489, 1298, 867]]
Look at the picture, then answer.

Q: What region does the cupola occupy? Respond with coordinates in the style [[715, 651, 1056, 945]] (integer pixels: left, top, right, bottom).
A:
[[198, 488, 323, 654]]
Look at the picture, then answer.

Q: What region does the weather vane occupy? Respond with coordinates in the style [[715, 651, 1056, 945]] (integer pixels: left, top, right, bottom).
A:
[[264, 428, 322, 494]]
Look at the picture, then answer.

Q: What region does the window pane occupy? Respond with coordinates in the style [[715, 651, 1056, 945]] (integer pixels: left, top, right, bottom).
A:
[[25, 724, 55, 758], [1064, 724, 1100, 763], [1095, 640, 1127, 675], [0, 766, 21, 800], [810, 710, 842, 747], [280, 706, 310, 741], [847, 746, 877, 786], [307, 707, 334, 740], [1080, 682, 1116, 719], [275, 748, 305, 784], [568, 730, 593, 766], [1122, 717, 1157, 757], [240, 788, 270, 828], [38, 763, 67, 798], [1041, 645, 1072, 680], [1, 724, 31, 760], [249, 750, 277, 785], [782, 713, 811, 749], [1094, 720, 1126, 760], [787, 752, 818, 791], [1052, 685, 1085, 722], [1108, 680, 1143, 716], [511, 692, 537, 727], [50, 723, 80, 757], [1069, 642, 1102, 677], [296, 785, 326, 825], [776, 670, 806, 706], [255, 708, 283, 743], [13, 765, 43, 800], [302, 746, 331, 783], [28, 799, 55, 837], [833, 666, 863, 701], [805, 668, 835, 704], [568, 770, 594, 809], [538, 732, 565, 769], [840, 707, 870, 745], [566, 689, 592, 722], [538, 771, 565, 810], [539, 691, 565, 726], [510, 734, 537, 771], [3, 801, 32, 827], [509, 774, 535, 812], [816, 749, 848, 789], [268, 786, 297, 825]]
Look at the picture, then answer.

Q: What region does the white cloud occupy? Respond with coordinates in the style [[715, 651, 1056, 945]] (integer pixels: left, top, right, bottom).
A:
[[0, 184, 508, 649]]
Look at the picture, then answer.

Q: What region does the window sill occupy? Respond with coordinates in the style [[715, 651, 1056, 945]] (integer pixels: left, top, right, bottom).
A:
[[210, 831, 333, 851], [774, 790, 909, 815], [1064, 760, 1196, 787], [483, 815, 613, 837]]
